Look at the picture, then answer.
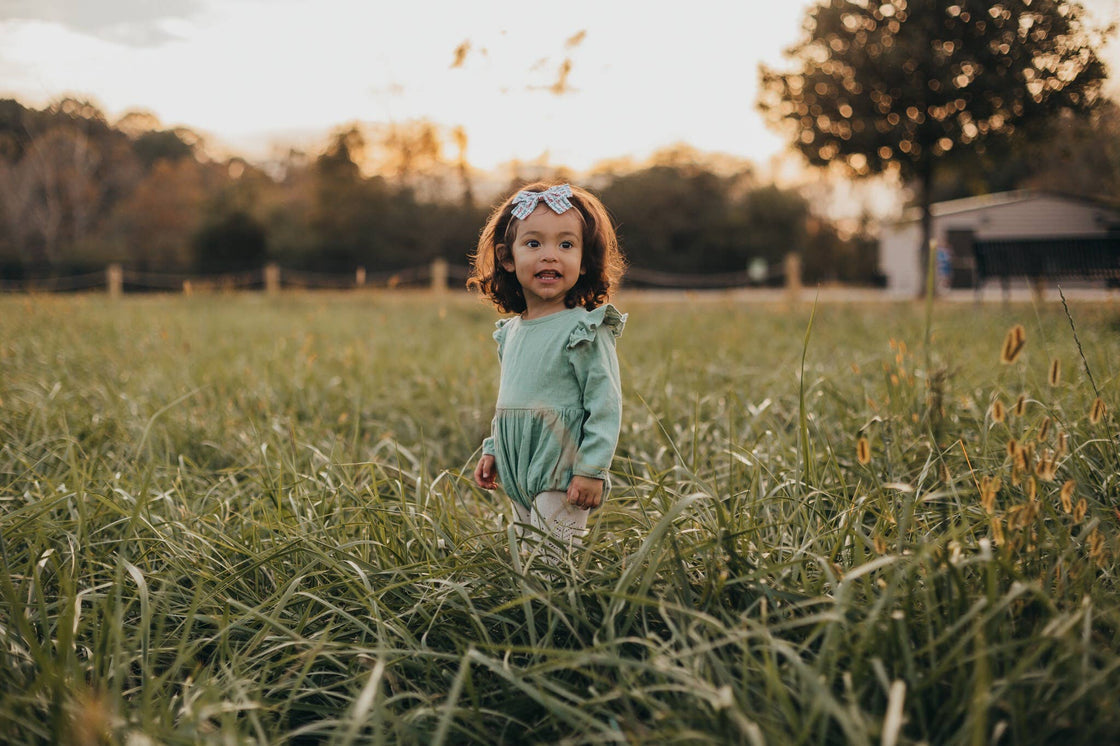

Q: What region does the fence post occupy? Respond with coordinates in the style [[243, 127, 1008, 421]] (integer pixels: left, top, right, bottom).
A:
[[356, 267, 366, 287], [1030, 276, 1046, 304], [107, 264, 123, 298], [784, 252, 801, 302], [431, 258, 448, 293], [264, 263, 280, 295]]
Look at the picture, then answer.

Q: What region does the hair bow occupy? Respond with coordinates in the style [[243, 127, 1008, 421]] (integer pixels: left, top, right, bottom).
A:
[[510, 184, 574, 220]]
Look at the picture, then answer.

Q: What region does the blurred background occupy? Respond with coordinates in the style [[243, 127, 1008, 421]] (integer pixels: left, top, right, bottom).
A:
[[1, 0, 1118, 293]]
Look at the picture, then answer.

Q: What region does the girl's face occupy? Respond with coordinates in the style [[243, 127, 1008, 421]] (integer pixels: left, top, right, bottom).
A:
[[501, 204, 585, 319]]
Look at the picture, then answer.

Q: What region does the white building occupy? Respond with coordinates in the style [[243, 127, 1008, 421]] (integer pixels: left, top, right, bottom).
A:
[[879, 190, 1120, 296]]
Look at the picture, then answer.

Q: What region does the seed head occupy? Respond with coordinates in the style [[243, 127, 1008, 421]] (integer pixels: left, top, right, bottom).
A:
[[1088, 528, 1107, 567], [71, 687, 114, 746], [1089, 397, 1106, 425], [1035, 450, 1057, 482], [980, 475, 1001, 513], [1074, 497, 1088, 523], [857, 436, 871, 465], [1089, 534, 1107, 561], [1060, 479, 1075, 513], [1057, 430, 1068, 456], [1014, 394, 1027, 417], [1000, 324, 1026, 364], [1048, 358, 1061, 386], [992, 398, 1006, 423], [1007, 504, 1024, 530], [1037, 416, 1051, 442]]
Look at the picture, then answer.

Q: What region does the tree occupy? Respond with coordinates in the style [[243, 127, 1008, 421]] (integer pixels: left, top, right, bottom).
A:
[[595, 163, 819, 278], [2, 125, 107, 270], [599, 165, 736, 273], [192, 210, 268, 274], [110, 158, 206, 271], [740, 185, 810, 266], [759, 0, 1109, 294], [916, 96, 1120, 203], [370, 120, 452, 201], [132, 129, 196, 170]]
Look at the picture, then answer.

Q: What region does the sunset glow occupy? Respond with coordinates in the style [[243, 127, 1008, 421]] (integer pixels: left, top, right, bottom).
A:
[[1, 0, 1118, 172]]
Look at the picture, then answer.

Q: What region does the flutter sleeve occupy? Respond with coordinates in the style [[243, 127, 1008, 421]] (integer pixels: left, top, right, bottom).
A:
[[567, 304, 626, 481], [481, 317, 514, 457]]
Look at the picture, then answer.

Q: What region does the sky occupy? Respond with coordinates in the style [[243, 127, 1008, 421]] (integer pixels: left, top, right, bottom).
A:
[[2, 0, 1119, 175]]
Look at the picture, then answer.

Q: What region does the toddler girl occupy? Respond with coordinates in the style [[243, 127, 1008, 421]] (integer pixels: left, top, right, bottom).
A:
[[468, 182, 627, 556]]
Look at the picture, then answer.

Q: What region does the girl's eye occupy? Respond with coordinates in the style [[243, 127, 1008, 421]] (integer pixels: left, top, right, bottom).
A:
[[560, 241, 574, 249], [526, 240, 540, 248]]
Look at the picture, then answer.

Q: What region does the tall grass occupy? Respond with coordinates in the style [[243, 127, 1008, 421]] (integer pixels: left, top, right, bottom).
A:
[[1, 292, 1117, 744]]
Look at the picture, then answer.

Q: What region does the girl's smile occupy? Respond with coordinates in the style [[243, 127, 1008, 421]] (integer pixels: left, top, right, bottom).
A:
[[502, 204, 585, 319]]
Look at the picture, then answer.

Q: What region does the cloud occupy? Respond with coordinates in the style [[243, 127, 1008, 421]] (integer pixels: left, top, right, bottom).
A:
[[0, 0, 204, 46]]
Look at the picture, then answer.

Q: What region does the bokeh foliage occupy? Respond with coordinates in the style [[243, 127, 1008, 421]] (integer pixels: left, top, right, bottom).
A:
[[759, 0, 1111, 286]]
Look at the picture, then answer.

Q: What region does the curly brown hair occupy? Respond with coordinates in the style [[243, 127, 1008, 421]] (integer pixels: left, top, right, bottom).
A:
[[467, 181, 626, 314]]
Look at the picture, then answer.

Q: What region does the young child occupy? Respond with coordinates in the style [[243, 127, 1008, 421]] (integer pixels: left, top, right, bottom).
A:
[[468, 182, 627, 556]]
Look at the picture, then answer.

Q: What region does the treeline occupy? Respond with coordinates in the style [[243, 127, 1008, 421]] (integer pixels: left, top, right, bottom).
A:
[[0, 97, 883, 285]]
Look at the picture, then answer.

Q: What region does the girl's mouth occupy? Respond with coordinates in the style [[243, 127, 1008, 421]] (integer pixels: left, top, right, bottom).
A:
[[535, 270, 562, 280]]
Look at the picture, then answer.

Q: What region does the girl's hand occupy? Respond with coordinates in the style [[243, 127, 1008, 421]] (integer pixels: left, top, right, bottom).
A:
[[567, 475, 603, 510], [474, 455, 498, 490]]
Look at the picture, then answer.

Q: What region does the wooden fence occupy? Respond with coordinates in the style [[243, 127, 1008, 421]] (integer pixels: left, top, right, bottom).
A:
[[1, 255, 804, 297]]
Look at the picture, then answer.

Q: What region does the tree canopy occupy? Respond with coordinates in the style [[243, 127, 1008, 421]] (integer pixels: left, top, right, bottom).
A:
[[759, 0, 1110, 291], [0, 97, 883, 285]]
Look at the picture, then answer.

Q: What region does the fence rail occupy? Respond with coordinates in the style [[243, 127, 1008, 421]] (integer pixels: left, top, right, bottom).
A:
[[0, 256, 802, 295], [973, 236, 1120, 282]]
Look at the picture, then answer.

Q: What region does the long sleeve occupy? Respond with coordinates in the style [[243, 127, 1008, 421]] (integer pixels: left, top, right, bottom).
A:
[[481, 319, 510, 457], [568, 324, 623, 480]]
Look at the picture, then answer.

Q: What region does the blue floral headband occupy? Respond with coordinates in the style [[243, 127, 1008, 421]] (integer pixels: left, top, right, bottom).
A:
[[510, 184, 574, 220]]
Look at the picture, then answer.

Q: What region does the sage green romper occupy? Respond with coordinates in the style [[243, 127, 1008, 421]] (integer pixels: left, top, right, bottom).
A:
[[481, 304, 626, 510]]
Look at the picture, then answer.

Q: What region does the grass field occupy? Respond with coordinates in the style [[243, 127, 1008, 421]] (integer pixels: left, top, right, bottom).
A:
[[1, 290, 1118, 745]]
